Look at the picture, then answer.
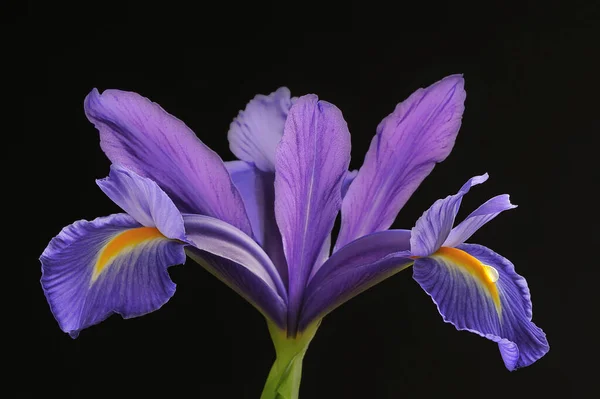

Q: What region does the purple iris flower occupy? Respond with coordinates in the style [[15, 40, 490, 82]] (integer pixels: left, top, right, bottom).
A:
[[40, 74, 548, 397]]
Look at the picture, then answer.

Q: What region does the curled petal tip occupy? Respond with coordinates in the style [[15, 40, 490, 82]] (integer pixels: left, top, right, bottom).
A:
[[506, 194, 518, 209], [83, 88, 101, 110]]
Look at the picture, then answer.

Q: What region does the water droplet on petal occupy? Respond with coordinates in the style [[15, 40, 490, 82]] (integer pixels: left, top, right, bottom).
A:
[[483, 264, 499, 283]]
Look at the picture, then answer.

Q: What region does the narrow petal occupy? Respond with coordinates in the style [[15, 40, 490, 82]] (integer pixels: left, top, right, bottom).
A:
[[228, 87, 294, 172], [300, 230, 413, 330], [444, 194, 517, 247], [40, 214, 185, 338], [413, 244, 549, 370], [274, 95, 351, 333], [182, 214, 287, 302], [225, 161, 287, 283], [97, 164, 185, 240], [84, 89, 252, 236], [410, 174, 488, 257], [336, 75, 466, 250]]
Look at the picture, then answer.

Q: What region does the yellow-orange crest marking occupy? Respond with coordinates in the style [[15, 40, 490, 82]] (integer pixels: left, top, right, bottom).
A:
[[92, 227, 164, 282], [432, 246, 502, 315]]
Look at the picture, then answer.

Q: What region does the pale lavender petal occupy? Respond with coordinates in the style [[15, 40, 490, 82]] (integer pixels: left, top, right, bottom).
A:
[[410, 174, 488, 257], [84, 89, 252, 236], [274, 95, 351, 333], [444, 194, 517, 247], [228, 87, 293, 172], [336, 75, 466, 250], [97, 164, 185, 241], [413, 244, 548, 370], [40, 214, 185, 338], [225, 161, 266, 242], [300, 230, 413, 330], [185, 249, 287, 328], [182, 214, 287, 302], [225, 161, 287, 284]]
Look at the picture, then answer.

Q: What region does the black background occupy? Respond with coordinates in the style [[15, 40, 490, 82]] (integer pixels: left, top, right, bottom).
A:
[[16, 1, 598, 398]]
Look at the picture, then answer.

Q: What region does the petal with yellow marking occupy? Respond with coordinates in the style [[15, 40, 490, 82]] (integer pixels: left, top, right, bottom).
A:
[[432, 246, 502, 314], [41, 213, 186, 338], [412, 243, 548, 370], [92, 226, 165, 282]]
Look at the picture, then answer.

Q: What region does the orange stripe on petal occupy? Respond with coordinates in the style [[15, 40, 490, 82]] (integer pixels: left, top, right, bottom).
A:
[[92, 227, 165, 282], [432, 246, 501, 314]]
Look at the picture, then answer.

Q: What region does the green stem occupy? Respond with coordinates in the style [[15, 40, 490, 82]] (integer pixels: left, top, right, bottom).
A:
[[260, 320, 321, 399]]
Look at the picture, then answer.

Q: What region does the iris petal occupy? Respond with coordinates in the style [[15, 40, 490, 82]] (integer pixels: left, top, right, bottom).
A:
[[410, 174, 488, 257], [182, 214, 287, 302], [97, 164, 186, 241], [336, 75, 466, 250], [40, 214, 185, 338], [274, 95, 351, 333], [227, 87, 294, 172], [443, 194, 517, 248], [412, 244, 549, 370], [300, 230, 413, 331], [84, 89, 252, 236], [226, 161, 287, 283]]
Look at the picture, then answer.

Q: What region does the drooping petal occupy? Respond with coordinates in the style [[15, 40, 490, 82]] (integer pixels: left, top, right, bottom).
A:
[[336, 75, 466, 250], [182, 214, 287, 302], [40, 214, 185, 338], [412, 244, 548, 370], [444, 194, 517, 248], [225, 161, 287, 283], [84, 89, 252, 236], [410, 174, 488, 257], [274, 95, 351, 333], [228, 87, 294, 172], [300, 230, 413, 331], [97, 164, 185, 240]]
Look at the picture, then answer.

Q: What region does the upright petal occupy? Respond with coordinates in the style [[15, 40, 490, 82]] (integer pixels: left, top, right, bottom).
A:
[[97, 164, 185, 240], [226, 161, 287, 283], [225, 161, 267, 244], [412, 244, 548, 370], [274, 95, 351, 334], [228, 87, 294, 172], [410, 174, 488, 257], [443, 194, 517, 248], [336, 75, 466, 250], [84, 89, 252, 236], [40, 214, 186, 338], [300, 230, 413, 331]]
